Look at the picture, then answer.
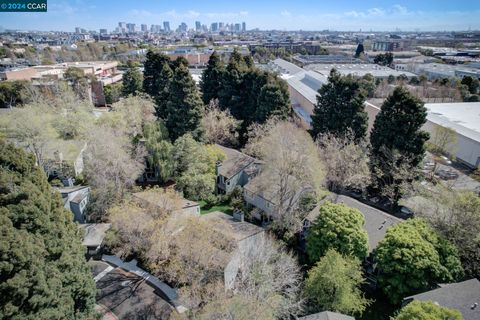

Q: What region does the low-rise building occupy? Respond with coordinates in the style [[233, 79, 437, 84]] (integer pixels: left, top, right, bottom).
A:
[[200, 211, 265, 289], [301, 194, 402, 253], [299, 311, 355, 320], [365, 101, 480, 168], [402, 279, 480, 320], [57, 185, 90, 223], [132, 190, 201, 216], [215, 144, 260, 194]]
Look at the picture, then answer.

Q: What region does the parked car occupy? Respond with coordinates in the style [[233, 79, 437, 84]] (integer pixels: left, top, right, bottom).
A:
[[438, 155, 452, 165], [399, 206, 414, 218], [436, 169, 459, 180]]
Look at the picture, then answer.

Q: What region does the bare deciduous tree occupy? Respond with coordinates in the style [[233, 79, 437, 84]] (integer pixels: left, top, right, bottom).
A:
[[83, 125, 145, 217], [246, 121, 326, 236], [201, 99, 241, 146], [317, 131, 371, 192], [402, 183, 480, 278]]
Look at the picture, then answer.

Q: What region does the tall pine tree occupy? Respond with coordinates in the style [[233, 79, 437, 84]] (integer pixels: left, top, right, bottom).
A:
[[122, 60, 143, 96], [370, 86, 429, 168], [165, 63, 204, 141], [310, 69, 368, 141], [200, 52, 225, 104], [255, 80, 290, 123], [370, 87, 429, 202], [142, 50, 170, 96], [0, 140, 96, 319]]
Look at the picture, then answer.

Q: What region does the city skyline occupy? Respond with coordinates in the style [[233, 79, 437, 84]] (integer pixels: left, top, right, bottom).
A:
[[0, 0, 480, 32]]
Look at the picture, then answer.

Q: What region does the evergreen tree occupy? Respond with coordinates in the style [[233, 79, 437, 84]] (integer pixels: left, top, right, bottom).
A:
[[142, 51, 173, 119], [142, 50, 170, 96], [255, 80, 290, 123], [310, 69, 368, 141], [354, 43, 364, 58], [154, 63, 174, 119], [200, 52, 225, 104], [165, 64, 204, 141], [122, 60, 143, 96], [370, 86, 429, 169], [218, 49, 251, 116], [0, 140, 96, 319]]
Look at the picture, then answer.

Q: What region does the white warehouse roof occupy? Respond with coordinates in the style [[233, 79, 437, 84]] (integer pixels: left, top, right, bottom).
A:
[[425, 102, 480, 143]]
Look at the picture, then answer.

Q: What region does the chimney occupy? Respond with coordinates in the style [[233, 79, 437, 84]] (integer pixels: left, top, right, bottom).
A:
[[233, 209, 244, 222], [215, 161, 222, 176]]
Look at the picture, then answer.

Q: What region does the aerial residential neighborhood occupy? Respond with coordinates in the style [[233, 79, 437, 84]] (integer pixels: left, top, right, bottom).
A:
[[1, 1, 480, 320]]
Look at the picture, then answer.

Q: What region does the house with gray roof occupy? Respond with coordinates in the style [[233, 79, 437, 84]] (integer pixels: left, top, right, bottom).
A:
[[215, 144, 260, 194], [302, 193, 402, 253], [57, 185, 90, 223], [299, 311, 355, 320], [402, 279, 480, 320], [200, 211, 265, 289]]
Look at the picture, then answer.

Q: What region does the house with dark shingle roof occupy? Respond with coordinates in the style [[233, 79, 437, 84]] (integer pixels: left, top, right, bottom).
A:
[[402, 279, 480, 320], [302, 193, 402, 253], [298, 311, 355, 320], [215, 144, 260, 194]]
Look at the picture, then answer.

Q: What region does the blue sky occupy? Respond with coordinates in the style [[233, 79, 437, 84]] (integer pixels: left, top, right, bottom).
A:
[[1, 0, 479, 31]]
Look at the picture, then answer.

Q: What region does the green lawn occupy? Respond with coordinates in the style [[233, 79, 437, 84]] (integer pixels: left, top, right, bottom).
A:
[[198, 200, 234, 215]]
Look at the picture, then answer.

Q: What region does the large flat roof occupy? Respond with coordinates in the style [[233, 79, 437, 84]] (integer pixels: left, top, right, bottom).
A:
[[425, 102, 480, 143], [309, 64, 417, 78]]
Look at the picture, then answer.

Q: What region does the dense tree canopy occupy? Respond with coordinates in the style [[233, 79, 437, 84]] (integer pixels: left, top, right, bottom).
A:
[[200, 52, 225, 105], [0, 141, 96, 319], [371, 86, 429, 167], [405, 184, 480, 278], [393, 301, 463, 320], [370, 86, 429, 202], [304, 250, 370, 316], [306, 201, 368, 263], [172, 135, 224, 200], [165, 63, 204, 141], [122, 60, 143, 96], [375, 218, 463, 303], [203, 49, 291, 144], [310, 69, 368, 141]]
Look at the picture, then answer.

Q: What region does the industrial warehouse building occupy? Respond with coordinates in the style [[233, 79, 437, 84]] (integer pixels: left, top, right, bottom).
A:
[[365, 102, 480, 168], [269, 59, 480, 169]]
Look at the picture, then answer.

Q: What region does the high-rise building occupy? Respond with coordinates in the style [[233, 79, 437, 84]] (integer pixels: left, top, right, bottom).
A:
[[178, 22, 188, 32], [118, 22, 126, 33], [126, 23, 136, 33], [163, 21, 171, 32], [235, 23, 241, 32], [195, 21, 201, 31], [99, 28, 108, 34], [141, 24, 148, 32], [75, 27, 81, 34], [211, 22, 218, 32], [242, 22, 246, 32], [219, 22, 224, 31]]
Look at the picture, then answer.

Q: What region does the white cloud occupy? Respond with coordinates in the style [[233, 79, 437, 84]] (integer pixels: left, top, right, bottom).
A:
[[393, 4, 408, 15], [281, 10, 292, 17], [367, 8, 385, 17]]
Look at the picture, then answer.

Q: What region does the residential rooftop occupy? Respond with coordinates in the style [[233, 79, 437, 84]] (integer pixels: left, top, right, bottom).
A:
[[307, 194, 402, 252], [404, 279, 480, 320], [201, 211, 264, 242], [215, 144, 258, 179], [299, 311, 355, 320], [78, 223, 111, 248]]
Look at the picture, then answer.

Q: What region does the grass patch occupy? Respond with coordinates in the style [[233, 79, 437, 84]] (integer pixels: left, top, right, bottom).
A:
[[198, 200, 234, 215]]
